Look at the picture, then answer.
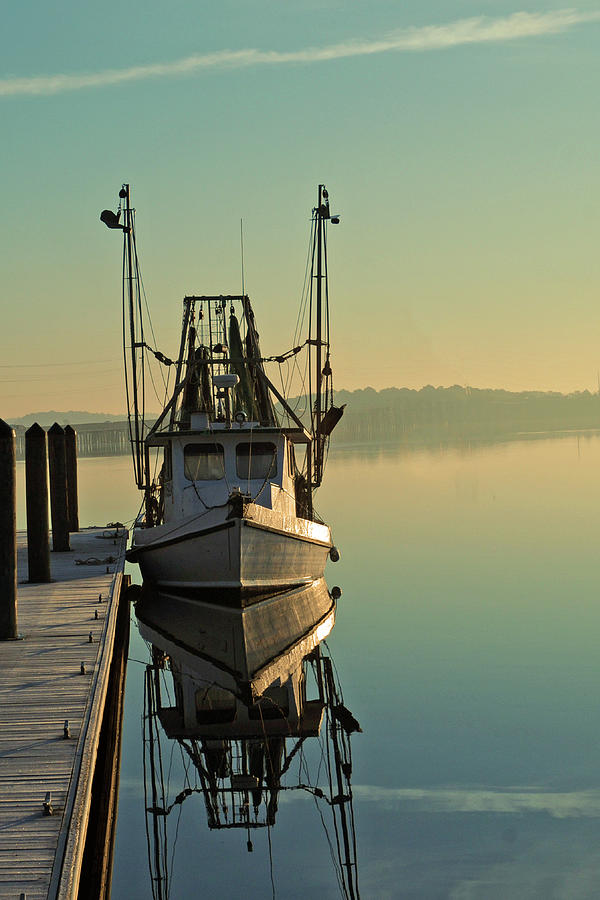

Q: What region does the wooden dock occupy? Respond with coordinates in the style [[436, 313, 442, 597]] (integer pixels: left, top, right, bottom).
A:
[[0, 527, 128, 900]]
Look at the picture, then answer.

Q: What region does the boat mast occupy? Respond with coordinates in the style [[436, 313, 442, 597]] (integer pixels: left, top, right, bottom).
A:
[[122, 184, 144, 489], [315, 184, 324, 482], [101, 183, 147, 491], [311, 184, 339, 490]]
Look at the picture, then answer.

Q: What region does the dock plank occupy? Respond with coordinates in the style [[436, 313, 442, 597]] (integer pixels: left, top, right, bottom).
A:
[[0, 528, 127, 899]]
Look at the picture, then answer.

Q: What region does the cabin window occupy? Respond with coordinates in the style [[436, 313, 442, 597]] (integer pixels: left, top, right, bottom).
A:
[[184, 443, 225, 481], [287, 440, 296, 477], [174, 681, 184, 712], [236, 442, 277, 480], [195, 686, 236, 724], [248, 686, 289, 719], [163, 445, 172, 482]]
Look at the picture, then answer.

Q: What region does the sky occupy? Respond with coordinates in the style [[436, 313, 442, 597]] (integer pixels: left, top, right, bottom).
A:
[[2, 1, 600, 416]]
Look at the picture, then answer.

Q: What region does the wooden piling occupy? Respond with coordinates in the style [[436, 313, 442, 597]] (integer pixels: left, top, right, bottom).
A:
[[48, 423, 70, 552], [64, 425, 80, 533], [0, 419, 18, 639], [25, 423, 51, 583]]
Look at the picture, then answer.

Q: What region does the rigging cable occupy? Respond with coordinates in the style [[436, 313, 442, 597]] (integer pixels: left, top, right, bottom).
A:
[[240, 218, 246, 298], [167, 748, 193, 899], [130, 210, 147, 460], [280, 212, 316, 425], [121, 234, 136, 486], [307, 212, 317, 442], [143, 666, 165, 900], [299, 733, 346, 895], [133, 229, 169, 394]]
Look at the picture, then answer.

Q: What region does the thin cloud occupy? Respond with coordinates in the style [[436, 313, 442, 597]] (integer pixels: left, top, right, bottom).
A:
[[1, 9, 599, 98]]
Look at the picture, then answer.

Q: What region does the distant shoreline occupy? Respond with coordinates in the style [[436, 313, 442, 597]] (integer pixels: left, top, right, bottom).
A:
[[8, 387, 600, 452], [7, 385, 600, 431]]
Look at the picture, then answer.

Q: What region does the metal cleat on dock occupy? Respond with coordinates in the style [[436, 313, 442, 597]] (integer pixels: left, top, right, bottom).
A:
[[42, 792, 53, 816]]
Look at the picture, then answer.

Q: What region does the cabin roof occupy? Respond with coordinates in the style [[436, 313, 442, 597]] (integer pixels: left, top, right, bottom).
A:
[[146, 426, 310, 447]]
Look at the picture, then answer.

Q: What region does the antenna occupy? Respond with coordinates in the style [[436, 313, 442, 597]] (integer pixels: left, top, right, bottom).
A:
[[240, 218, 245, 296]]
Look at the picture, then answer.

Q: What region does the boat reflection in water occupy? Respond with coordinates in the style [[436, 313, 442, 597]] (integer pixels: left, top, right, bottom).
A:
[[134, 580, 361, 899]]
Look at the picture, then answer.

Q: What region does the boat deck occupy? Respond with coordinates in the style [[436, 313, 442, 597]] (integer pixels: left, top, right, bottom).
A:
[[0, 527, 127, 900]]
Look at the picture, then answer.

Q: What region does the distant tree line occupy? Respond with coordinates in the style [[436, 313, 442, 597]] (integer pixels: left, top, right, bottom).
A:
[[317, 386, 600, 442], [10, 387, 600, 459]]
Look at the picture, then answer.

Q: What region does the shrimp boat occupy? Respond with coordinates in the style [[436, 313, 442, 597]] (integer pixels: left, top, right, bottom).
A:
[[101, 185, 345, 605]]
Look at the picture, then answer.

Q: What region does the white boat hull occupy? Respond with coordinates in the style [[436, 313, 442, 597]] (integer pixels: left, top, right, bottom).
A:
[[128, 503, 332, 604]]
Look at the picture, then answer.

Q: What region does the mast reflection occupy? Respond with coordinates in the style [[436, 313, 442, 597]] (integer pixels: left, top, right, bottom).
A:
[[134, 579, 361, 899]]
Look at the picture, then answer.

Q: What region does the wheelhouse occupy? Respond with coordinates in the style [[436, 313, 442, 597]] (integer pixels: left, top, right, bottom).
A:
[[147, 424, 309, 524]]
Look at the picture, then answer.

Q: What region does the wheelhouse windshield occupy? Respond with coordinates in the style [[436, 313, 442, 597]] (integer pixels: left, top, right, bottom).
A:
[[236, 442, 277, 481], [184, 443, 225, 481]]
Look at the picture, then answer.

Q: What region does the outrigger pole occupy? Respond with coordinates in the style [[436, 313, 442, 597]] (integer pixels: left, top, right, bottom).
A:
[[311, 185, 342, 491], [101, 184, 146, 491], [122, 184, 145, 490]]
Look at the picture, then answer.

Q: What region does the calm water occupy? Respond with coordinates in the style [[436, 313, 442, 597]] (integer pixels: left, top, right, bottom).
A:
[[18, 433, 600, 898]]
